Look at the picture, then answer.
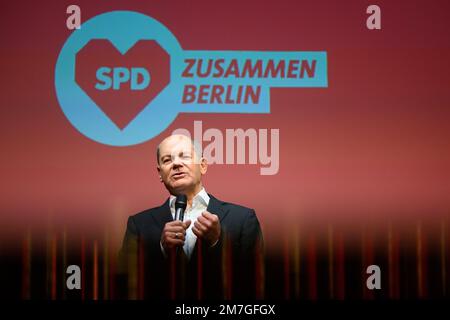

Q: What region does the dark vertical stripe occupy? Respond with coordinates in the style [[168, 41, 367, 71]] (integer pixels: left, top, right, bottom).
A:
[[307, 234, 317, 300], [103, 230, 109, 300], [328, 224, 334, 299], [81, 236, 86, 300], [293, 225, 300, 299], [388, 223, 400, 299], [362, 225, 374, 299], [21, 229, 31, 299], [441, 221, 447, 296], [336, 230, 345, 299], [51, 234, 57, 300], [93, 240, 98, 300], [61, 228, 67, 300], [283, 233, 290, 299]]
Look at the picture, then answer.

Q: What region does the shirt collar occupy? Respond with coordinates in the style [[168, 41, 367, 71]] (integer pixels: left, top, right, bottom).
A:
[[169, 187, 210, 209]]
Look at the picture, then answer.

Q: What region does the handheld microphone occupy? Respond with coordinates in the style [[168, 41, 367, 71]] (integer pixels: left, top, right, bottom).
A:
[[175, 194, 187, 221]]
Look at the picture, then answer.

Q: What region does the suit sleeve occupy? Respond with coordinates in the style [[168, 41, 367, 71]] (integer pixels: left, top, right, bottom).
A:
[[241, 209, 264, 256], [116, 216, 140, 298], [118, 216, 139, 274], [233, 209, 264, 299]]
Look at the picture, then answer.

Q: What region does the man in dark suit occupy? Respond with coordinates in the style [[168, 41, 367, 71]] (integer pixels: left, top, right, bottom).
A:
[[119, 134, 263, 299]]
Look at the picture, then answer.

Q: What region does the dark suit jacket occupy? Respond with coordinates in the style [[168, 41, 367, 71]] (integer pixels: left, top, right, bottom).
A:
[[118, 194, 264, 300]]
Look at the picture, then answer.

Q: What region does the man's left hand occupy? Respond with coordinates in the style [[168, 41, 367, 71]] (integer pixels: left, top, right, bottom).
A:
[[193, 211, 221, 247]]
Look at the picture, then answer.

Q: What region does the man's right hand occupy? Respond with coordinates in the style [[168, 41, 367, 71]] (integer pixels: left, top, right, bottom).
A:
[[161, 220, 191, 252]]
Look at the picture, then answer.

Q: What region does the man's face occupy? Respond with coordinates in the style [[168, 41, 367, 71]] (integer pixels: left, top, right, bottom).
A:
[[157, 135, 207, 195]]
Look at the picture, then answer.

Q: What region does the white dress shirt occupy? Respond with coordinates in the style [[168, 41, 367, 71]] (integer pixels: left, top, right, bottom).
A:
[[164, 188, 210, 259]]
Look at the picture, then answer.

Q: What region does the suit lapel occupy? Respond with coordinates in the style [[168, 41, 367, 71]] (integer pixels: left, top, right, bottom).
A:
[[150, 198, 173, 230], [206, 194, 229, 222]]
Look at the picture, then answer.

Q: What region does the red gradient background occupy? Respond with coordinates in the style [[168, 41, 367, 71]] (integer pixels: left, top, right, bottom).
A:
[[1, 0, 450, 251]]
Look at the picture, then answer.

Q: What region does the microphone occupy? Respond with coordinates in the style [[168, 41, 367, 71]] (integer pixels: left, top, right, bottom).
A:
[[175, 194, 187, 221]]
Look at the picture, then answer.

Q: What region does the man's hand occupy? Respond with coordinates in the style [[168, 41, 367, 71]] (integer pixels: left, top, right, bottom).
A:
[[161, 220, 191, 252], [193, 211, 221, 247]]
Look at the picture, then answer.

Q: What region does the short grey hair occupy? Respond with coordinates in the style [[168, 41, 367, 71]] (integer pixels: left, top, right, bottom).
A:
[[156, 135, 203, 164]]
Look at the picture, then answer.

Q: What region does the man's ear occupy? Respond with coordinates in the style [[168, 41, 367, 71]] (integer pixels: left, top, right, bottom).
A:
[[200, 157, 208, 175], [157, 166, 163, 182]]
